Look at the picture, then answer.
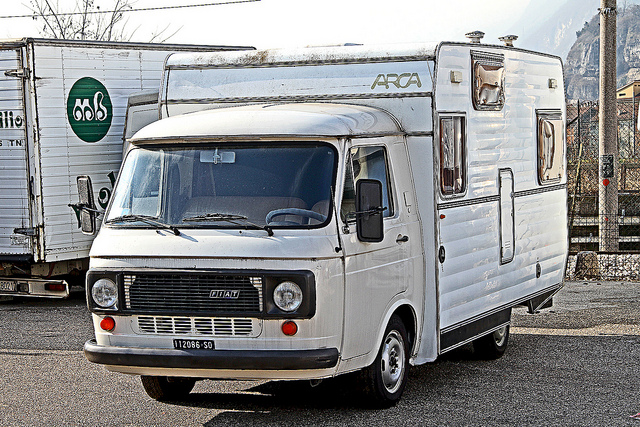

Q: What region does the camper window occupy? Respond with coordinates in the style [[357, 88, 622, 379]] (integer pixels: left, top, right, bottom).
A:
[[341, 146, 393, 222], [471, 52, 505, 111], [439, 115, 466, 196], [537, 111, 564, 184]]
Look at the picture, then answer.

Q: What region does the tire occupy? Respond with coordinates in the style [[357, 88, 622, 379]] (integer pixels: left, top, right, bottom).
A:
[[140, 376, 196, 401], [360, 315, 410, 408], [473, 325, 510, 360]]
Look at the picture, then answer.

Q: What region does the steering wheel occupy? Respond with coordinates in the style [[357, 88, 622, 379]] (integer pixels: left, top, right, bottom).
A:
[[265, 208, 328, 225]]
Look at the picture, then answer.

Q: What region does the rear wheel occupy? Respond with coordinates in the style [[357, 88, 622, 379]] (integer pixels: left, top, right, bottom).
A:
[[473, 325, 510, 360], [361, 315, 409, 408], [140, 376, 196, 401]]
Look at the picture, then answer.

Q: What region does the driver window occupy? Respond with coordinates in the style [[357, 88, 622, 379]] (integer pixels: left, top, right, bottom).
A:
[[340, 146, 393, 222]]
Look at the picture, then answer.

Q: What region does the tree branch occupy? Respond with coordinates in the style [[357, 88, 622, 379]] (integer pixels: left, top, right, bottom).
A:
[[26, 0, 179, 42]]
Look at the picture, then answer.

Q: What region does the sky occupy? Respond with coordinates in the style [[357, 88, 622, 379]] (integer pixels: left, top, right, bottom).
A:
[[0, 0, 548, 50]]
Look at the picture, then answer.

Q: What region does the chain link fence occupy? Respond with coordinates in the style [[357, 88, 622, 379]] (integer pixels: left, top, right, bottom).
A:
[[566, 98, 640, 280]]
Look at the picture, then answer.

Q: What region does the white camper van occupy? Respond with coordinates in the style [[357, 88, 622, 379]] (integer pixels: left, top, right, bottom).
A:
[[0, 38, 251, 298], [81, 41, 568, 406]]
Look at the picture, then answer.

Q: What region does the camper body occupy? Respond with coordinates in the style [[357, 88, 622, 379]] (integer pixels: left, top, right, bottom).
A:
[[83, 43, 568, 405], [0, 38, 250, 298]]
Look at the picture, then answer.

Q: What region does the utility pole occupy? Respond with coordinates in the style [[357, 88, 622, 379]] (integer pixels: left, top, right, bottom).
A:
[[599, 0, 619, 252]]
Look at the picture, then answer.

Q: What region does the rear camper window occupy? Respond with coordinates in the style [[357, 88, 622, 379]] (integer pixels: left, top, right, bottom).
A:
[[471, 51, 505, 111], [537, 111, 565, 184], [439, 115, 466, 196]]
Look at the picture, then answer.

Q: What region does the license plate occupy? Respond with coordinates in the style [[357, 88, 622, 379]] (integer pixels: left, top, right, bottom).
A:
[[173, 339, 215, 350], [0, 281, 17, 292]]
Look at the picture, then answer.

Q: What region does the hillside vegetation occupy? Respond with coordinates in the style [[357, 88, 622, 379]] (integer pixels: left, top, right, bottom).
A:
[[564, 4, 640, 100]]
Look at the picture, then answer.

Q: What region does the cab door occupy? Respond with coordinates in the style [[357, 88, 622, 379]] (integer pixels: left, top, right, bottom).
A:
[[339, 140, 412, 360]]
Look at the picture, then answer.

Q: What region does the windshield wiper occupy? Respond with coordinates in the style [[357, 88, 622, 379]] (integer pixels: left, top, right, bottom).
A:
[[183, 213, 274, 237], [106, 214, 180, 236]]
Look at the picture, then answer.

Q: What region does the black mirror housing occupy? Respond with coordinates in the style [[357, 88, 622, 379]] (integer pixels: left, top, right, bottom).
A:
[[76, 175, 97, 235], [355, 179, 384, 243]]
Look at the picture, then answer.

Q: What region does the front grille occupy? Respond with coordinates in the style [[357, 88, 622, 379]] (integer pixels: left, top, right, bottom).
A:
[[124, 273, 263, 315], [135, 316, 259, 337]]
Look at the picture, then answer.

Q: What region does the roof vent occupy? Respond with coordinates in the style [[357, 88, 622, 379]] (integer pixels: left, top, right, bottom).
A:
[[499, 35, 518, 47], [465, 31, 485, 44]]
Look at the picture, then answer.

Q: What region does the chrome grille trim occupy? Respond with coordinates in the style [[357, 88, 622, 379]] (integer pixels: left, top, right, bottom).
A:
[[134, 316, 260, 337], [123, 273, 263, 314], [124, 275, 133, 308]]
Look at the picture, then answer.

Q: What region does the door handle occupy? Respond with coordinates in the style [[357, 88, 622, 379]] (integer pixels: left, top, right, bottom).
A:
[[396, 235, 409, 243]]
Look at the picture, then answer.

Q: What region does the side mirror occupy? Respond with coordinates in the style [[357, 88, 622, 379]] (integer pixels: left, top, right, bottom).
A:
[[355, 179, 385, 243], [75, 175, 97, 235]]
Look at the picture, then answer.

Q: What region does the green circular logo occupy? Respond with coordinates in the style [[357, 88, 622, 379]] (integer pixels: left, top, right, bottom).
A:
[[67, 77, 113, 143]]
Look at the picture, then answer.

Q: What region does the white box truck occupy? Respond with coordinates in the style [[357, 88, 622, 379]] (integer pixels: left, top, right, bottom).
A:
[[0, 38, 251, 298], [80, 41, 568, 406]]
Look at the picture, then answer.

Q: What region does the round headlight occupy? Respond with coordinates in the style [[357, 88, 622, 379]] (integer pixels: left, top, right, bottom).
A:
[[273, 281, 303, 312], [91, 278, 118, 308]]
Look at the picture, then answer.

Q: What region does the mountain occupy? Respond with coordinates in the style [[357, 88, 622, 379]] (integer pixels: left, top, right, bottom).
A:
[[510, 0, 604, 58], [564, 3, 640, 100], [510, 1, 640, 59]]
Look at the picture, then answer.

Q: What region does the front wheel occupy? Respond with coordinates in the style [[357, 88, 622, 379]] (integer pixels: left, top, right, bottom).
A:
[[140, 376, 196, 401], [473, 325, 510, 360], [360, 315, 409, 408]]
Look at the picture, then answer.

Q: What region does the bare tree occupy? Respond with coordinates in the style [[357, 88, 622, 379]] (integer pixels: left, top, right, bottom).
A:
[[27, 0, 178, 42]]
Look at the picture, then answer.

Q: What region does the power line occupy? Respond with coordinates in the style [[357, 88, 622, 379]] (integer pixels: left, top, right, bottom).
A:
[[0, 0, 261, 19]]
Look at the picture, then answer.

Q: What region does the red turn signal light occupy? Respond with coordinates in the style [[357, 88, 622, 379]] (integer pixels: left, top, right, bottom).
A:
[[281, 321, 298, 336], [100, 316, 116, 332]]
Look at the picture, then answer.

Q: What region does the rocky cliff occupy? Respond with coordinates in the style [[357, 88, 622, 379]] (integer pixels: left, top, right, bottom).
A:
[[564, 4, 640, 100]]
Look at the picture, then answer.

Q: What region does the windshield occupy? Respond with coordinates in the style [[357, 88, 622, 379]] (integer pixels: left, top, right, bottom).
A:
[[106, 143, 337, 230]]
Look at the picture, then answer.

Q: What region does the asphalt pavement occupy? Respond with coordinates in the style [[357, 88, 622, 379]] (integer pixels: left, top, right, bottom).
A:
[[0, 281, 639, 426]]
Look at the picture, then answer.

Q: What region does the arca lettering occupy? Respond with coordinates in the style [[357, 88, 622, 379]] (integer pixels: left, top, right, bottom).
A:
[[371, 73, 422, 90]]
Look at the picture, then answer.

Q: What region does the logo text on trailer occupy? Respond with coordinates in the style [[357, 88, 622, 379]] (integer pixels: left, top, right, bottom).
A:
[[0, 111, 24, 129], [66, 77, 113, 143], [371, 73, 422, 90]]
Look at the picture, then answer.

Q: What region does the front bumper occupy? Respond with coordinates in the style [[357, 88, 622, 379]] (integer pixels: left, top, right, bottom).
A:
[[84, 339, 339, 371]]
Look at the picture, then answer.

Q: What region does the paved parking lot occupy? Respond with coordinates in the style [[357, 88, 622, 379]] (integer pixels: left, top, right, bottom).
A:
[[1, 281, 639, 426]]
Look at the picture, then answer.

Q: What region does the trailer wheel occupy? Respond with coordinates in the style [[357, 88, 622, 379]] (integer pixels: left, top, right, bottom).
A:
[[473, 325, 510, 360], [361, 315, 409, 408], [140, 376, 196, 401]]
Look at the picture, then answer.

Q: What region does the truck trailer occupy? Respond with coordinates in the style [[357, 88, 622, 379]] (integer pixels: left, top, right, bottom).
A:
[[0, 38, 251, 298], [80, 41, 568, 406]]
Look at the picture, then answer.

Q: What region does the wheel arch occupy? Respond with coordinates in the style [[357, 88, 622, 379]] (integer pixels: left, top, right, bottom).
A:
[[347, 300, 420, 373], [391, 303, 418, 355]]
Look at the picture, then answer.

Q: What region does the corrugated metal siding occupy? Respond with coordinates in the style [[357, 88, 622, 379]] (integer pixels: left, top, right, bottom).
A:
[[0, 48, 30, 256], [32, 45, 173, 262], [435, 45, 568, 330]]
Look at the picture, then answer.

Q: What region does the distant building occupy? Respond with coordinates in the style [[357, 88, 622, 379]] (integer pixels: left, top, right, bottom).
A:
[[615, 81, 640, 156], [617, 81, 640, 100]]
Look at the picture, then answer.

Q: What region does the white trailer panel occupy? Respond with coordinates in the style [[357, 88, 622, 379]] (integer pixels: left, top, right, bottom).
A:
[[434, 44, 567, 335], [32, 44, 178, 261], [0, 48, 30, 258]]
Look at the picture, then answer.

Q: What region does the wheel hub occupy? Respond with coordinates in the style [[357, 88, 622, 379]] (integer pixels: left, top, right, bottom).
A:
[[380, 330, 405, 394], [493, 326, 508, 346]]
